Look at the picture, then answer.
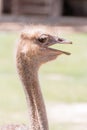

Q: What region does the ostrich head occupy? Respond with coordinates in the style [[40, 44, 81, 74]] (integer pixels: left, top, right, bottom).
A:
[[17, 26, 72, 69]]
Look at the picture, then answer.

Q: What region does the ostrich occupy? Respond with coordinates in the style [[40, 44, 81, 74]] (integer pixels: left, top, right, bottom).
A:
[[1, 25, 72, 130]]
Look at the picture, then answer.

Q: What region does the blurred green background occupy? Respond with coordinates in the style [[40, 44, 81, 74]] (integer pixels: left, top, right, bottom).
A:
[[0, 31, 87, 129]]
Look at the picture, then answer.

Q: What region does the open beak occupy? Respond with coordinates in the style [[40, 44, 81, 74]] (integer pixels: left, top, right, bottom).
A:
[[47, 36, 72, 55]]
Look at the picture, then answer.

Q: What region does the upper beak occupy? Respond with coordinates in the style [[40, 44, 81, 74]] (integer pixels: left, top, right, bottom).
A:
[[47, 36, 72, 46], [54, 37, 72, 44]]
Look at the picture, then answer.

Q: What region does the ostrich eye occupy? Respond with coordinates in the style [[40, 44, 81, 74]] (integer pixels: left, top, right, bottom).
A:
[[38, 34, 48, 43]]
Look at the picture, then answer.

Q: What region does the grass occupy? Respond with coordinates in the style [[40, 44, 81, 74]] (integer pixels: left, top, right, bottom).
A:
[[0, 31, 87, 125], [50, 123, 87, 130]]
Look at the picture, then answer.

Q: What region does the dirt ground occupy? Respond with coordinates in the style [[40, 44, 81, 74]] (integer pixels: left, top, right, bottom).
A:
[[0, 15, 87, 31], [47, 103, 87, 123]]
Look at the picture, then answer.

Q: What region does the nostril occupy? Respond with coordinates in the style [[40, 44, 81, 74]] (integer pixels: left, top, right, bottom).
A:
[[58, 38, 64, 42]]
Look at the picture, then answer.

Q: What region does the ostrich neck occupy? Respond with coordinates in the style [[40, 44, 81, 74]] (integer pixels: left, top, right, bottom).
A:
[[17, 55, 49, 130]]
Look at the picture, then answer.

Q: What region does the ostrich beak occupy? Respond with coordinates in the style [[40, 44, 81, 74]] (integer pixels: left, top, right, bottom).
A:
[[47, 36, 72, 55]]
